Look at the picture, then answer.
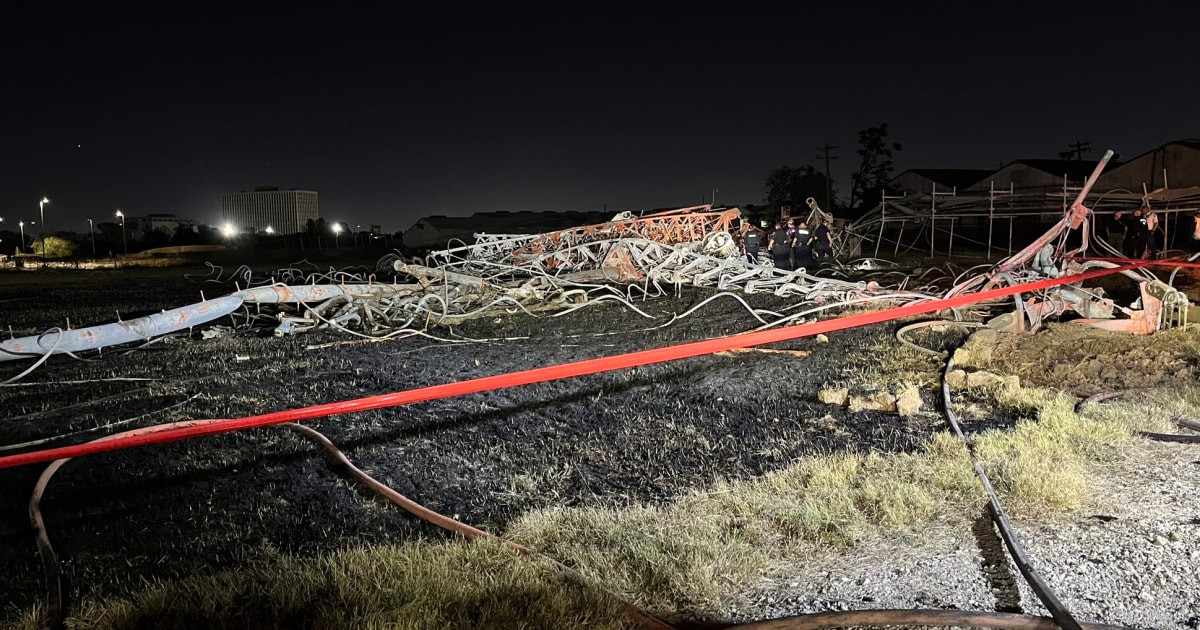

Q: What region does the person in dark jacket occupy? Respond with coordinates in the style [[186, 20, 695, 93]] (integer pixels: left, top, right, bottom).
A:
[[1115, 210, 1145, 258], [811, 220, 834, 261], [743, 225, 762, 264], [792, 221, 814, 270], [1192, 210, 1200, 254], [1142, 209, 1160, 259], [768, 222, 791, 270]]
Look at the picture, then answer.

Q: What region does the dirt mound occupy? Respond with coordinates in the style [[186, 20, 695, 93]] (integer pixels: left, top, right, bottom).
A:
[[986, 324, 1200, 396]]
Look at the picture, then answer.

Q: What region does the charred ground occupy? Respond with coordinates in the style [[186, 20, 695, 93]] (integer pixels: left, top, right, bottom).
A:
[[0, 266, 950, 618]]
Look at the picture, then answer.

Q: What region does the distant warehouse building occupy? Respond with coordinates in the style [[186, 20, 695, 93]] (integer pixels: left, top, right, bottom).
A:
[[121, 213, 200, 240], [220, 187, 319, 234]]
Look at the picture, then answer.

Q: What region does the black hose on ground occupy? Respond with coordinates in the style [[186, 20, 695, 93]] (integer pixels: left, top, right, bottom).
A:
[[941, 353, 1086, 630], [723, 608, 1132, 630], [1076, 390, 1200, 444]]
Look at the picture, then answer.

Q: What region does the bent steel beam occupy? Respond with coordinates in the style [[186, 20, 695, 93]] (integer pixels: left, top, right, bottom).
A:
[[0, 284, 412, 363], [0, 295, 244, 362]]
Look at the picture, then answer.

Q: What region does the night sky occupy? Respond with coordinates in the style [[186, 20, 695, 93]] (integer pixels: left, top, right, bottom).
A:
[[2, 5, 1196, 234]]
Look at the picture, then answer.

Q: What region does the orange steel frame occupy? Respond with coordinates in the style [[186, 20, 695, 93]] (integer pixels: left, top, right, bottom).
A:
[[511, 205, 742, 263]]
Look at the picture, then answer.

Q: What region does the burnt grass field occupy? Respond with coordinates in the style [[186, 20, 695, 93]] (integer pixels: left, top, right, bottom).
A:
[[1, 264, 961, 619]]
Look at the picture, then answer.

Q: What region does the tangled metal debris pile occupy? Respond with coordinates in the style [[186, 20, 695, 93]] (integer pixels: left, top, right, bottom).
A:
[[2, 150, 1197, 373]]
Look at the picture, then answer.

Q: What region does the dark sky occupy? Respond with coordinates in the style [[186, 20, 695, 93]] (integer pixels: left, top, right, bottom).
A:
[[2, 4, 1196, 234]]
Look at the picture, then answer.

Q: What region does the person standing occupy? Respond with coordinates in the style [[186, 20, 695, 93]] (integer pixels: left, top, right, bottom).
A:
[[1191, 210, 1200, 253], [784, 220, 798, 269], [1133, 209, 1152, 259], [1143, 209, 1160, 259], [769, 222, 791, 270], [1119, 209, 1145, 258], [811, 219, 834, 261], [743, 224, 762, 264], [793, 221, 814, 270]]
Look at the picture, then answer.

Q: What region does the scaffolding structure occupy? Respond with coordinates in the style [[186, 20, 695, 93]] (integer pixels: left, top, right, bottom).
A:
[[851, 175, 1200, 259]]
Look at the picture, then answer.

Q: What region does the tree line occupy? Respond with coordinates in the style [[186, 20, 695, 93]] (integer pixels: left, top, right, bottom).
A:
[[764, 123, 901, 218]]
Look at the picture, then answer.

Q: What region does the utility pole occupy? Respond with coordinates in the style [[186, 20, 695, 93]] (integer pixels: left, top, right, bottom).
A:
[[816, 144, 837, 211], [1063, 140, 1091, 161]]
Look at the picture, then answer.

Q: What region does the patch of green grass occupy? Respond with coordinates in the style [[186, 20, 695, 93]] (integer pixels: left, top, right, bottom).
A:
[[506, 432, 981, 615], [970, 385, 1132, 515], [1073, 386, 1200, 436], [841, 325, 945, 389], [4, 540, 634, 630]]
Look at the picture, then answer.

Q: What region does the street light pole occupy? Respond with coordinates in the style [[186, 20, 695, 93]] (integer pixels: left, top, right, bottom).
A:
[[333, 223, 342, 249], [18, 221, 25, 254], [115, 209, 127, 256], [87, 218, 96, 257], [39, 197, 49, 237]]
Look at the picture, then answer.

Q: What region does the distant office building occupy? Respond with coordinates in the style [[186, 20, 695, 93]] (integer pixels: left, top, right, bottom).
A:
[[220, 187, 319, 234]]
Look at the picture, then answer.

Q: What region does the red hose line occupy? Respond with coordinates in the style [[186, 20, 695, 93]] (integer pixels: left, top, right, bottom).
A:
[[1069, 257, 1200, 268], [0, 261, 1153, 470]]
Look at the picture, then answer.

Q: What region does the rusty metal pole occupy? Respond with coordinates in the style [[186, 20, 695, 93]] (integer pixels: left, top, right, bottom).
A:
[[992, 151, 1113, 273], [1070, 150, 1114, 210]]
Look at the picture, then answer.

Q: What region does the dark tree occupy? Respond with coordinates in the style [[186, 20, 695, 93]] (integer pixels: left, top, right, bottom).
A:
[[96, 222, 123, 245], [196, 225, 221, 244], [171, 224, 201, 245], [849, 123, 902, 210], [765, 165, 831, 217], [142, 227, 172, 249]]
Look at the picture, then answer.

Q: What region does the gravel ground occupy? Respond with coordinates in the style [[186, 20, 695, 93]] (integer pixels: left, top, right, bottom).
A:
[[728, 440, 1200, 630]]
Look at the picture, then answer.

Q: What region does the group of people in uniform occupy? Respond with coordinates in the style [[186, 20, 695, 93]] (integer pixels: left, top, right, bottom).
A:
[[1109, 207, 1200, 258], [741, 217, 834, 271], [1110, 208, 1162, 259]]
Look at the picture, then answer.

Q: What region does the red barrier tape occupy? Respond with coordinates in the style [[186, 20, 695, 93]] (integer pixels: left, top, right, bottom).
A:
[[1073, 256, 1200, 269], [0, 261, 1156, 470]]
